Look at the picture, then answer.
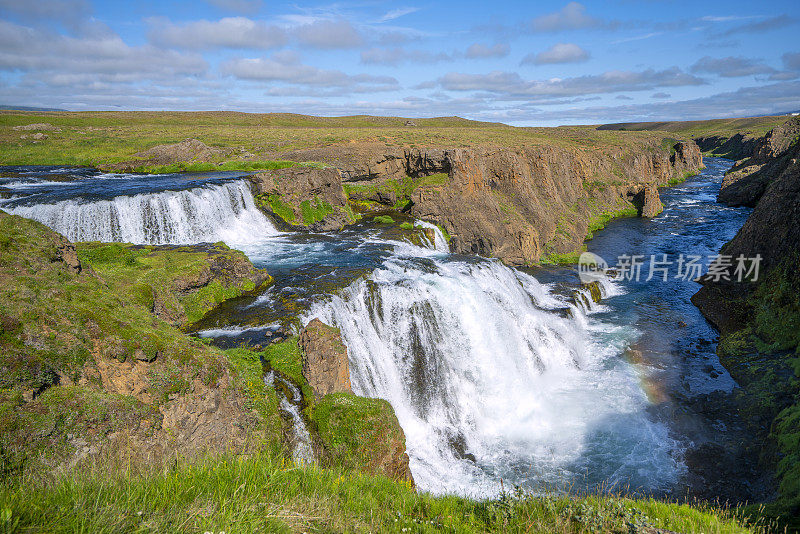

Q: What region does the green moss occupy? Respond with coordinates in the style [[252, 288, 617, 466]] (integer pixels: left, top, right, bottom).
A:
[[668, 170, 699, 186], [222, 348, 282, 445], [77, 242, 267, 328], [398, 222, 413, 230], [437, 224, 452, 243], [263, 194, 296, 223], [310, 392, 405, 473], [540, 249, 585, 265], [583, 205, 639, 241], [373, 215, 395, 225], [300, 197, 334, 225]]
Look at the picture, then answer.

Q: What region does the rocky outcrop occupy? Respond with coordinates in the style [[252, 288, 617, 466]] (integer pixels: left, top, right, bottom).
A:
[[633, 185, 664, 218], [408, 141, 700, 265], [278, 140, 700, 264], [249, 167, 351, 231], [710, 140, 800, 276], [299, 319, 352, 398], [694, 133, 760, 160], [0, 213, 274, 476], [692, 118, 800, 517], [718, 117, 800, 207]]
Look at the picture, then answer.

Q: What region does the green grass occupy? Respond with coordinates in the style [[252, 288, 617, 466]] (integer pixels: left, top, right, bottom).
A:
[[131, 160, 298, 174], [586, 206, 639, 240], [0, 450, 763, 533], [76, 242, 269, 326], [598, 115, 790, 139], [540, 249, 585, 265], [668, 170, 700, 186]]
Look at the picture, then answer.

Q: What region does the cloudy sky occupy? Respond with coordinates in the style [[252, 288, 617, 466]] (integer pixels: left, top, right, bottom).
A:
[[1, 0, 798, 126]]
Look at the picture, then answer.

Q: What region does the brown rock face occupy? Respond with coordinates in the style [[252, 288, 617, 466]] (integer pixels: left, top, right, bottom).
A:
[[718, 118, 800, 207], [249, 167, 350, 231], [633, 185, 664, 218], [409, 142, 700, 265], [299, 318, 352, 398]]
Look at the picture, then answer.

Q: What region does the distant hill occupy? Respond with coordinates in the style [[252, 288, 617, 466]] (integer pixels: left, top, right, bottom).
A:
[[0, 105, 66, 112], [597, 115, 791, 138]]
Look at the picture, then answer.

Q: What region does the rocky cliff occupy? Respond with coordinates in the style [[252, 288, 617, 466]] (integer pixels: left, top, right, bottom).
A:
[[262, 139, 702, 265], [717, 117, 800, 207], [691, 117, 800, 520]]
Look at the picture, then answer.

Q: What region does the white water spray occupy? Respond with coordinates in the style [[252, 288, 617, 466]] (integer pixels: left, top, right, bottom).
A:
[[7, 180, 277, 245], [414, 220, 450, 252], [307, 258, 681, 496]]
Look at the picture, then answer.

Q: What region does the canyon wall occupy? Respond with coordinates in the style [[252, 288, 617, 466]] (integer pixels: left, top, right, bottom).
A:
[[692, 116, 800, 519], [255, 139, 702, 265]]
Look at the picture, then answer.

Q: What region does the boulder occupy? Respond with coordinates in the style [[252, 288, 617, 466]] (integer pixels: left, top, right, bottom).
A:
[[299, 319, 352, 398]]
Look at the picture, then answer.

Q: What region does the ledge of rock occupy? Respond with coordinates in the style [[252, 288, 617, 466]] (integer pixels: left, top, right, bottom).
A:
[[249, 167, 350, 231], [299, 318, 352, 398]]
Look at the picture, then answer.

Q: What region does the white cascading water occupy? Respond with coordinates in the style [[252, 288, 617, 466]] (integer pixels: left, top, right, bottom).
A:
[[413, 220, 450, 252], [8, 171, 681, 495], [6, 180, 277, 245], [306, 257, 681, 496]]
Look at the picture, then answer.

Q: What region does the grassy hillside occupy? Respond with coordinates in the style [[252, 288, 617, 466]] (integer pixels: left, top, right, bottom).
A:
[[597, 115, 791, 139], [0, 450, 767, 533], [1, 110, 688, 167]]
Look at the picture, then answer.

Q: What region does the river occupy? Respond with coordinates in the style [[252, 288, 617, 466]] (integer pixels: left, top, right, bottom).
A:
[[0, 157, 766, 502]]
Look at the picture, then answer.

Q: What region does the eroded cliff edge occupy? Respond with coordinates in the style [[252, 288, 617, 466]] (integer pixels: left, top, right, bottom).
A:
[[251, 138, 702, 265]]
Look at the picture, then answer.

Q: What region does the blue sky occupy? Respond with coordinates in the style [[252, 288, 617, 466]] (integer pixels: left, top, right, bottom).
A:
[[1, 0, 798, 126]]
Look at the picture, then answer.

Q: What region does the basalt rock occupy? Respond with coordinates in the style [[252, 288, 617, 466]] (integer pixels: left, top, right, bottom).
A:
[[274, 138, 699, 264], [249, 167, 350, 230], [632, 184, 664, 218], [718, 117, 800, 207], [299, 318, 352, 398]]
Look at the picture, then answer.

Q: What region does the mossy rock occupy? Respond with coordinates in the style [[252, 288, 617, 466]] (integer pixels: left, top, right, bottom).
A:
[[309, 392, 413, 482]]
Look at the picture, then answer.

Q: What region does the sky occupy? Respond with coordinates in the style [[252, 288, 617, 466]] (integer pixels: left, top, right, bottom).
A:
[[0, 0, 798, 126]]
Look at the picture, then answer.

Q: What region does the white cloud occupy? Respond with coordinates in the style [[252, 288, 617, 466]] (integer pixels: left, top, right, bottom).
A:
[[529, 2, 602, 32], [220, 52, 398, 92], [0, 0, 89, 24], [361, 47, 451, 66], [294, 19, 363, 49], [465, 43, 509, 59], [0, 20, 207, 84], [690, 56, 775, 77], [147, 17, 287, 50], [434, 67, 705, 99], [521, 43, 589, 65], [378, 7, 419, 23]]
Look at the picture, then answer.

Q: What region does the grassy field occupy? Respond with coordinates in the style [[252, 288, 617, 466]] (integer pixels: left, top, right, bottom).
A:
[[597, 115, 791, 139], [1, 110, 684, 168], [0, 450, 770, 533]]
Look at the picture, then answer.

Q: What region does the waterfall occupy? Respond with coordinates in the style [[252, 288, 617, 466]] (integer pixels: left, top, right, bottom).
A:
[[414, 220, 449, 252], [265, 370, 315, 464], [6, 180, 278, 245], [306, 257, 681, 496]]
